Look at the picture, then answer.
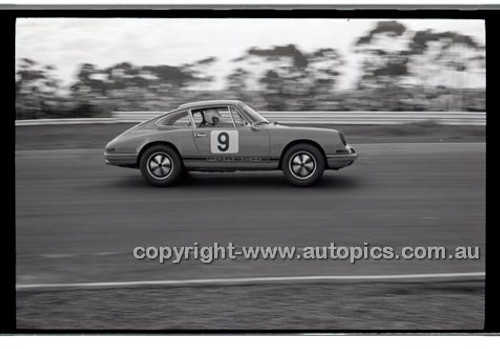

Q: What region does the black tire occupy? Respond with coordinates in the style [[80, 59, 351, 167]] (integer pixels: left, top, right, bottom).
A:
[[281, 143, 325, 187], [140, 145, 183, 187]]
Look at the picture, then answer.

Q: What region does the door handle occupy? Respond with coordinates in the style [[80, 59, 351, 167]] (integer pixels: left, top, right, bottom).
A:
[[194, 132, 207, 138]]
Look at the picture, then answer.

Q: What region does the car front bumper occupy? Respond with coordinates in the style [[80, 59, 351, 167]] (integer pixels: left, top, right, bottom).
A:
[[326, 145, 358, 170]]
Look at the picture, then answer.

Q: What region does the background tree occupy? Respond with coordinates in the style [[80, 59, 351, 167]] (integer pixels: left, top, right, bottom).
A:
[[228, 44, 344, 110], [67, 58, 219, 112], [71, 63, 108, 96], [354, 21, 485, 111], [406, 30, 485, 110], [16, 58, 63, 118], [182, 56, 217, 91], [226, 68, 251, 100], [354, 21, 410, 96], [304, 48, 344, 109]]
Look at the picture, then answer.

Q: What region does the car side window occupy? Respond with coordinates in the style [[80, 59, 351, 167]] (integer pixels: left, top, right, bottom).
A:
[[230, 106, 250, 127], [158, 111, 192, 127], [195, 107, 235, 128], [191, 110, 204, 128]]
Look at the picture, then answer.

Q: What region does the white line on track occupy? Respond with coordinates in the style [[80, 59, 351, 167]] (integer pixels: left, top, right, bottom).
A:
[[16, 272, 485, 291]]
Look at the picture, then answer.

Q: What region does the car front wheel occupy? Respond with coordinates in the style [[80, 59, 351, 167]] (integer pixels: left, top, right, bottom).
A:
[[140, 145, 182, 187], [281, 144, 325, 186]]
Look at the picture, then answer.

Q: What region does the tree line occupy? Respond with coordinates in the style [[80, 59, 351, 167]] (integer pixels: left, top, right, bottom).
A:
[[16, 21, 485, 119]]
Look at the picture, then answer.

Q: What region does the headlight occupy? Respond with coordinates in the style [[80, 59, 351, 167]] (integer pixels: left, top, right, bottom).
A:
[[338, 131, 347, 146]]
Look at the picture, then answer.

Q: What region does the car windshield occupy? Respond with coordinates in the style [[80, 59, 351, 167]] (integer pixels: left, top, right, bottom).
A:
[[241, 104, 270, 124]]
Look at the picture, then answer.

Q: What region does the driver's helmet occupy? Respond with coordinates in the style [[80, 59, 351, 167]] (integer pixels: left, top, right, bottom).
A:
[[204, 109, 221, 126]]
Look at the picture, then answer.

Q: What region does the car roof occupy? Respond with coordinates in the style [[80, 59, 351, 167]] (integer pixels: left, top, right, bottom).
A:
[[178, 99, 243, 110]]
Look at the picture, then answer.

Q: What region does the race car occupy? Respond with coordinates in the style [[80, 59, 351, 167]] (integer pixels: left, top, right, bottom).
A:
[[104, 100, 358, 186]]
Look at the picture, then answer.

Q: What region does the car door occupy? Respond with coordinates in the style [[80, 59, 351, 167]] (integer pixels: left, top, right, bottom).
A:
[[190, 105, 271, 168]]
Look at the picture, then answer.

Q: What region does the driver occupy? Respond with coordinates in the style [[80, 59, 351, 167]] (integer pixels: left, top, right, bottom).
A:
[[203, 109, 221, 127]]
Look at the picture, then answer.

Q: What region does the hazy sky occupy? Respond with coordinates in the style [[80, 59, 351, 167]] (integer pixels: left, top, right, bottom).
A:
[[16, 18, 485, 90]]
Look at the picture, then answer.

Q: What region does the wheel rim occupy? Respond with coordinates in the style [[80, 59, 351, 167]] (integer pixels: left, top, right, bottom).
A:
[[147, 152, 173, 180], [289, 151, 317, 180]]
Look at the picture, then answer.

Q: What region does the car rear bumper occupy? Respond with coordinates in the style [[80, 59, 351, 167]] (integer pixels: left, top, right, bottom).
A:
[[326, 145, 358, 170], [104, 152, 137, 167]]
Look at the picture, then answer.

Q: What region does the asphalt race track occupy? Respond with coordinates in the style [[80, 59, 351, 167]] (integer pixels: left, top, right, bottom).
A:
[[15, 142, 486, 329]]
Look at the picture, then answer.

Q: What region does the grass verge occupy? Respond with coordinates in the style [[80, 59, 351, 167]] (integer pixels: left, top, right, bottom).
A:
[[16, 122, 485, 150], [16, 280, 484, 330]]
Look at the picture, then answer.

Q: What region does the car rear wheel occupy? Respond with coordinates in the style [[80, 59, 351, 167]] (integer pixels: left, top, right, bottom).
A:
[[140, 145, 182, 187], [281, 144, 325, 186]]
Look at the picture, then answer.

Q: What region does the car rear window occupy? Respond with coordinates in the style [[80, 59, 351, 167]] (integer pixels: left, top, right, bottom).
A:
[[157, 111, 192, 127]]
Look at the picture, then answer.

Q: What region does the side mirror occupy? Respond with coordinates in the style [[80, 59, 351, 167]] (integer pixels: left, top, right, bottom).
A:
[[250, 122, 259, 131]]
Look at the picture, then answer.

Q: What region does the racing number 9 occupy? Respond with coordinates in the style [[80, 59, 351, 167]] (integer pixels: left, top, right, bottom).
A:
[[217, 132, 229, 152], [210, 130, 238, 154]]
